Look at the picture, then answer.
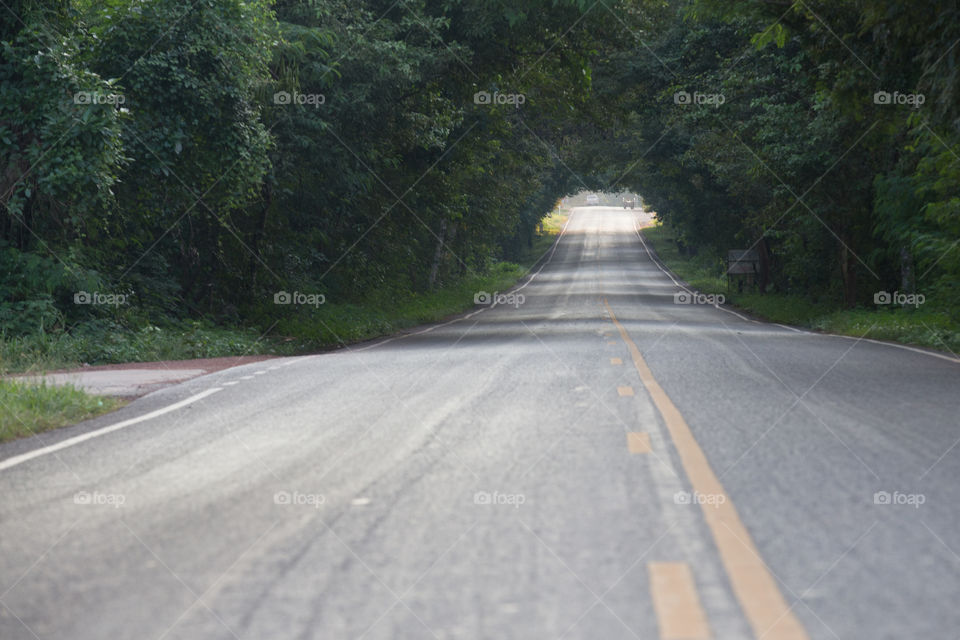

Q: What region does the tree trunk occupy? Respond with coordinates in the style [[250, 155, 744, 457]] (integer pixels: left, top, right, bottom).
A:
[[248, 181, 272, 291], [757, 235, 770, 293], [840, 242, 857, 307], [428, 219, 447, 290], [900, 246, 915, 294]]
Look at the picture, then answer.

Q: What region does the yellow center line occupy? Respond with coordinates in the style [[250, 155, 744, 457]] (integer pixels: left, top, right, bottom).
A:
[[627, 432, 651, 454], [611, 357, 623, 365], [649, 562, 711, 639], [618, 385, 635, 397], [604, 298, 809, 640]]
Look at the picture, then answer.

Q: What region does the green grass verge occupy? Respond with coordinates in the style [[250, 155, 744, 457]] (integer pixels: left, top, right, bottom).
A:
[[0, 379, 125, 443], [0, 212, 569, 375], [642, 223, 960, 355]]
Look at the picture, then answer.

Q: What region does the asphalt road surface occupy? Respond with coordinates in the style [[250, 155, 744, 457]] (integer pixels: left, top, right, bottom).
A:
[[3, 206, 960, 640]]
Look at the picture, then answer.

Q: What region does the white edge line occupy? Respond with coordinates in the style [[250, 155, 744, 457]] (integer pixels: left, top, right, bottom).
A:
[[857, 336, 960, 364], [635, 220, 960, 365], [773, 322, 806, 334], [0, 388, 223, 472]]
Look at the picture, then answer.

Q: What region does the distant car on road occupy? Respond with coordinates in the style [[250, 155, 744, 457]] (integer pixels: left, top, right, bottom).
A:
[[585, 194, 600, 205], [623, 197, 636, 209]]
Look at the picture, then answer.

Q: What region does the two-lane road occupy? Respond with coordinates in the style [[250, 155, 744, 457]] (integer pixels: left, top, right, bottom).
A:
[[2, 207, 959, 639]]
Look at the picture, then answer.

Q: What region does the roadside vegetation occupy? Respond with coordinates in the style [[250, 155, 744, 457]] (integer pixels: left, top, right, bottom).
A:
[[0, 380, 125, 443], [643, 224, 960, 354], [1, 210, 567, 374]]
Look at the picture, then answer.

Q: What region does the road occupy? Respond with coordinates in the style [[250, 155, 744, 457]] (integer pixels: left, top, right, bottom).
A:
[[2, 206, 959, 640]]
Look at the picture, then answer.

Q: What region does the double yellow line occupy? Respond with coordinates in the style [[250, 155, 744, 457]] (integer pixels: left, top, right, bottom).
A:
[[605, 298, 808, 640]]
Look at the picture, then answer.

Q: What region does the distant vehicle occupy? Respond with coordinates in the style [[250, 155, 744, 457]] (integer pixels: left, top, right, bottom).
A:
[[585, 194, 600, 205], [623, 197, 636, 209]]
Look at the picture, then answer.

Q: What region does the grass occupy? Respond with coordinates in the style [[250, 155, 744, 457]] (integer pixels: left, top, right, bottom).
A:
[[641, 223, 960, 355], [0, 379, 125, 443]]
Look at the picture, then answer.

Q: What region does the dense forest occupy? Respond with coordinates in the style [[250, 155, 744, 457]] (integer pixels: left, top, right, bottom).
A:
[[2, 0, 957, 359]]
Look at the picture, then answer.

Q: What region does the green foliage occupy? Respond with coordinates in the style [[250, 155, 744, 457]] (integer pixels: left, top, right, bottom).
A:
[[0, 379, 124, 443], [78, 0, 277, 308], [0, 244, 72, 334], [0, 22, 125, 237]]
